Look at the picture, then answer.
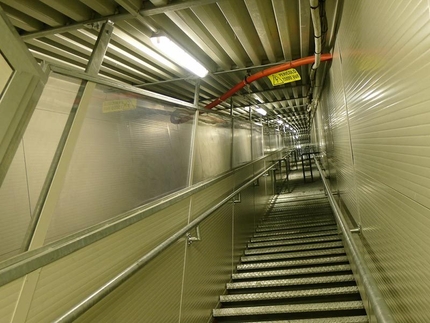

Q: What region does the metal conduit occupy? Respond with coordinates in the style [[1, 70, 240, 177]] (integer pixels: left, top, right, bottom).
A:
[[314, 157, 395, 323], [52, 162, 278, 323], [204, 54, 332, 110]]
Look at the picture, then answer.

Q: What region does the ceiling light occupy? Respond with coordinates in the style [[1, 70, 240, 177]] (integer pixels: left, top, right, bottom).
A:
[[150, 35, 208, 78], [255, 107, 267, 116], [277, 120, 283, 124]]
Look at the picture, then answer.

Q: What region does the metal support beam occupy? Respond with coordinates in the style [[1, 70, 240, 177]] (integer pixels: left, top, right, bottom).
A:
[[12, 21, 114, 323], [186, 80, 200, 186], [0, 7, 48, 187]]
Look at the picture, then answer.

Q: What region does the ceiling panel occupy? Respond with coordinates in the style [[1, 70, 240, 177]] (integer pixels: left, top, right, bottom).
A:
[[0, 0, 340, 132]]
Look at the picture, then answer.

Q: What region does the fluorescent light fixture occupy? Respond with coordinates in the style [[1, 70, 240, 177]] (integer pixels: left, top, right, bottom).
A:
[[277, 119, 283, 124], [151, 35, 208, 78], [255, 107, 267, 116]]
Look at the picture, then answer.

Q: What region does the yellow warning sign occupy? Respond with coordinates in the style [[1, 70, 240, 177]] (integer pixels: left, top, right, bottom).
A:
[[102, 99, 137, 113], [267, 69, 301, 86]]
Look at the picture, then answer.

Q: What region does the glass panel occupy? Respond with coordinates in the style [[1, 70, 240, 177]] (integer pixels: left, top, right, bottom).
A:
[[251, 123, 263, 160], [232, 119, 252, 168], [0, 51, 13, 98], [45, 84, 194, 243], [0, 73, 80, 261], [193, 111, 232, 183]]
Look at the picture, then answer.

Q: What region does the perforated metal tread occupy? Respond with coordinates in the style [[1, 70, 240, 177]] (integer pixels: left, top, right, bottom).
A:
[[244, 241, 344, 256], [248, 234, 340, 249], [253, 225, 338, 238], [213, 301, 364, 317], [259, 217, 335, 228], [220, 286, 359, 303], [263, 210, 333, 221], [232, 264, 351, 280], [250, 230, 339, 243], [255, 221, 336, 233], [241, 247, 346, 263], [226, 274, 355, 290], [247, 316, 368, 323], [236, 256, 349, 271]]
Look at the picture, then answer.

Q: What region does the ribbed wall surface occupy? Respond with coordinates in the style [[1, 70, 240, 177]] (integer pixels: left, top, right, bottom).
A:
[[318, 1, 430, 321]]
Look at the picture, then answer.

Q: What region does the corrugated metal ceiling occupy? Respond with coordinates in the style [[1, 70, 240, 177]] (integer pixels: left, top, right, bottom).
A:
[[1, 0, 341, 132]]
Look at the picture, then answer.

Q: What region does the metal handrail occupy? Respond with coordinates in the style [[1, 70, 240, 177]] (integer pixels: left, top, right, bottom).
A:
[[53, 163, 277, 323], [314, 157, 395, 323]]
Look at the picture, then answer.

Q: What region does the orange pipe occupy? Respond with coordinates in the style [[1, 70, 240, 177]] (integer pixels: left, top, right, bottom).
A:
[[204, 53, 332, 110]]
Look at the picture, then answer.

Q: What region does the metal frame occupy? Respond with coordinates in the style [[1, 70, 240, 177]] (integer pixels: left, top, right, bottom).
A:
[[314, 157, 395, 323], [50, 65, 195, 109], [52, 161, 277, 323], [0, 149, 283, 287], [0, 7, 48, 187]]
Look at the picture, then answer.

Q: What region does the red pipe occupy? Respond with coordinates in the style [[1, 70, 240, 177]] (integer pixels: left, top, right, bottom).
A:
[[204, 53, 332, 110]]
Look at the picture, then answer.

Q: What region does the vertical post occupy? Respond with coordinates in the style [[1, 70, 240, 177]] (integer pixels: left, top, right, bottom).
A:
[[187, 80, 200, 186], [309, 153, 314, 181]]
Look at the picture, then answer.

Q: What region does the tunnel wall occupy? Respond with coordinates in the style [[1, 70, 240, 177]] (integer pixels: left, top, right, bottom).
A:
[[316, 1, 430, 322]]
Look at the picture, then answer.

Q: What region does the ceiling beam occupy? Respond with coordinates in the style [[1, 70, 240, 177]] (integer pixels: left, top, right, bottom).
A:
[[140, 0, 221, 16]]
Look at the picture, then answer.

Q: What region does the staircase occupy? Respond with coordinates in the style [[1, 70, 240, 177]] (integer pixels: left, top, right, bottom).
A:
[[212, 192, 368, 322]]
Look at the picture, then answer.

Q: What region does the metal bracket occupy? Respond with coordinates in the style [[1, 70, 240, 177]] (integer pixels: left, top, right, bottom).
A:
[[233, 193, 241, 204], [186, 226, 201, 245], [253, 178, 260, 186], [350, 225, 362, 234]]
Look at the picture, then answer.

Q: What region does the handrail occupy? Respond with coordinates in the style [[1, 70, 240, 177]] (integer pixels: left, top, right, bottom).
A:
[[0, 149, 286, 287], [53, 163, 277, 323], [314, 157, 395, 323]]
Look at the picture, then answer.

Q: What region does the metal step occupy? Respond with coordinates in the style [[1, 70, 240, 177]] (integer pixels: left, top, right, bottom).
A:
[[258, 217, 335, 228], [269, 207, 331, 215], [253, 225, 338, 238], [255, 221, 336, 233], [267, 208, 332, 217], [241, 247, 346, 263], [232, 264, 351, 280], [220, 286, 359, 303], [237, 256, 349, 271], [262, 213, 333, 223], [248, 234, 340, 249], [250, 229, 339, 243], [244, 241, 344, 256], [226, 275, 356, 291], [213, 301, 364, 317], [246, 316, 368, 323]]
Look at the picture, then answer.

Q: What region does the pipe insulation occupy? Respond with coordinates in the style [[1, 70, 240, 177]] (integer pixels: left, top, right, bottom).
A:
[[204, 54, 332, 110]]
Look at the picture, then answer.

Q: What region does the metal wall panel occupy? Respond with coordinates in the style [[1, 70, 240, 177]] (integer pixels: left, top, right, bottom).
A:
[[317, 0, 430, 321], [0, 278, 24, 323], [189, 176, 234, 222], [322, 45, 360, 223], [0, 143, 30, 261], [77, 241, 185, 323], [232, 119, 252, 167], [233, 185, 256, 264], [180, 203, 233, 322], [25, 199, 189, 322], [192, 112, 232, 183], [45, 85, 194, 242]]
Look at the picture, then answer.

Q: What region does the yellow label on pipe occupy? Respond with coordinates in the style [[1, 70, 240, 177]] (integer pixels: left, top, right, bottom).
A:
[[267, 68, 301, 86]]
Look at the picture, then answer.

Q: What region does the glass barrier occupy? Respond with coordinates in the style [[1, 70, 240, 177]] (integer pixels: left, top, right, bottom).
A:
[[45, 82, 195, 243], [193, 111, 232, 183], [0, 71, 290, 257]]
